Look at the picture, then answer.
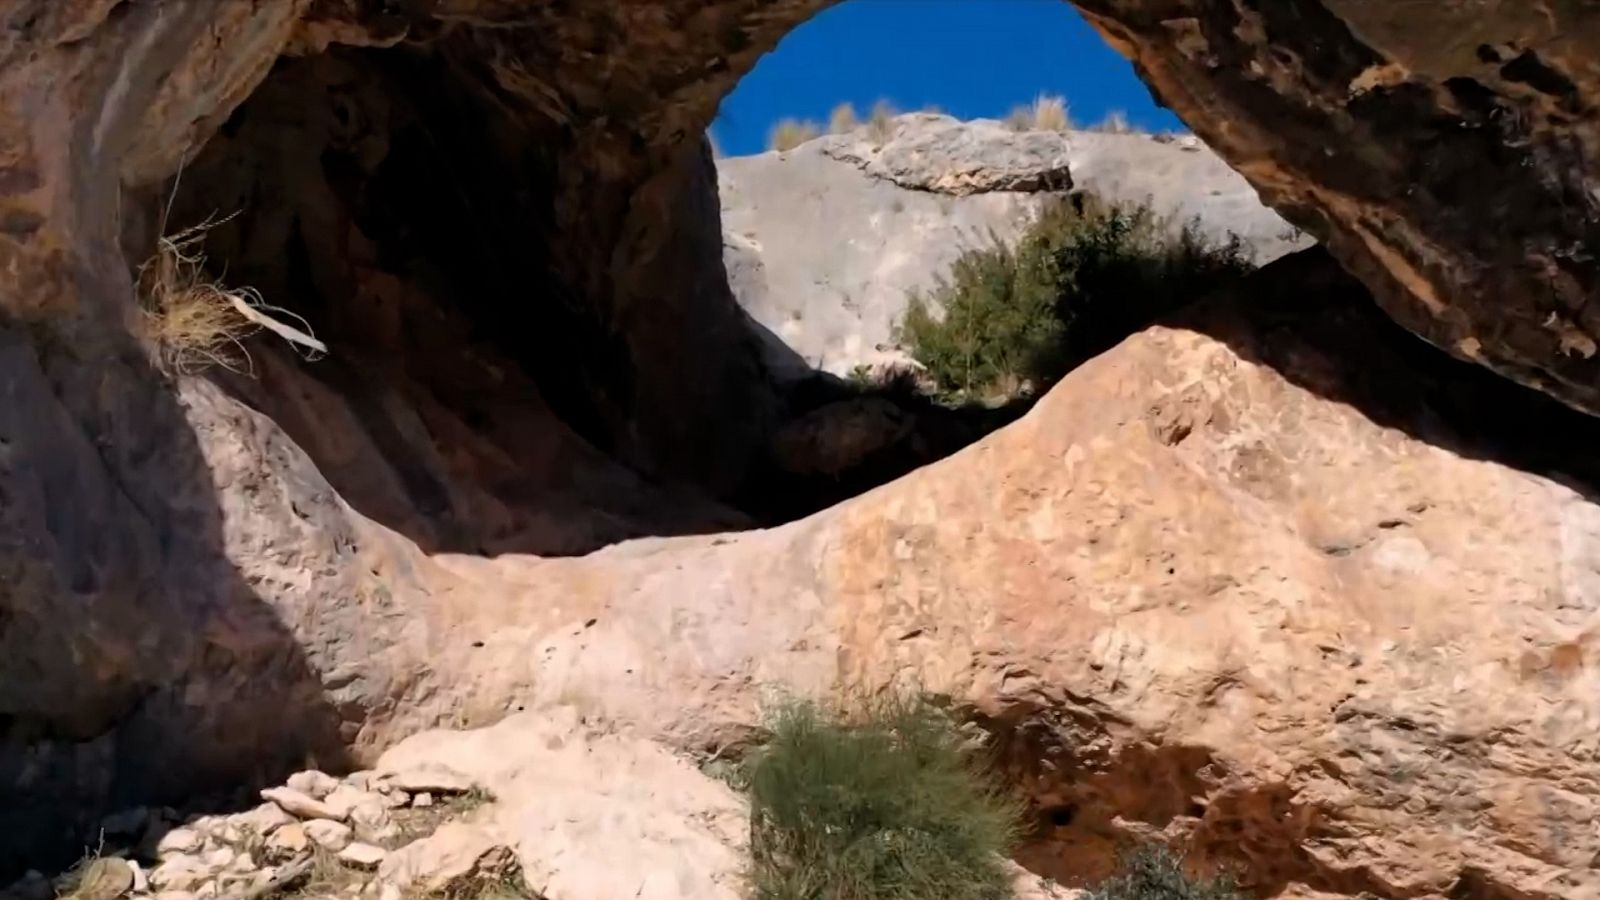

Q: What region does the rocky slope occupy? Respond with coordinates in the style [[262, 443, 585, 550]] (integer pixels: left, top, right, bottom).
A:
[[720, 113, 1305, 375], [3, 2, 1600, 898]]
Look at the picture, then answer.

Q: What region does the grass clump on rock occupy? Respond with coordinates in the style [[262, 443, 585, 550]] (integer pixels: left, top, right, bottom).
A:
[[1088, 845, 1240, 900], [744, 696, 1021, 900], [770, 118, 823, 152], [897, 195, 1250, 400]]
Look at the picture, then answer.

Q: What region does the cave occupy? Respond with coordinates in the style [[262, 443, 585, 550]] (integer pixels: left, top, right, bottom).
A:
[[5, 0, 1600, 892], [138, 27, 1034, 557]]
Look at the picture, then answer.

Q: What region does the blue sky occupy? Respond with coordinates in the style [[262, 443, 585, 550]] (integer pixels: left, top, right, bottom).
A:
[[711, 0, 1186, 156]]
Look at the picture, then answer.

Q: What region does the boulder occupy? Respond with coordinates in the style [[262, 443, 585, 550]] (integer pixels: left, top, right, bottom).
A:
[[285, 770, 341, 800], [263, 824, 310, 861], [376, 710, 748, 900], [377, 823, 515, 895], [336, 844, 386, 870], [259, 788, 343, 823], [374, 765, 474, 796], [373, 253, 1599, 899], [304, 821, 353, 853]]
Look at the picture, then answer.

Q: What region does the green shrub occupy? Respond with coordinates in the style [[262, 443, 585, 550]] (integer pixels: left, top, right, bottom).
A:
[[745, 697, 1022, 900], [896, 196, 1250, 398], [1088, 845, 1239, 900], [771, 119, 822, 151]]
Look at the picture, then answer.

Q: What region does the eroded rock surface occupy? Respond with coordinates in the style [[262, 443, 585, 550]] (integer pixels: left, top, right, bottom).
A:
[[2, 1, 1600, 897], [411, 254, 1600, 899], [720, 112, 1304, 374]]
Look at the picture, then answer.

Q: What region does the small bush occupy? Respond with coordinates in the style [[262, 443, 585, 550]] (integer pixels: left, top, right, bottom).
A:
[[897, 196, 1250, 399], [830, 102, 860, 134], [1088, 845, 1239, 900], [770, 118, 822, 152], [745, 697, 1022, 900], [867, 99, 899, 145]]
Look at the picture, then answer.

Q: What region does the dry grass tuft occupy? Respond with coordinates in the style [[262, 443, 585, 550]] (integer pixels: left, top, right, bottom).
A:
[[1091, 110, 1137, 134], [828, 102, 859, 134], [768, 118, 822, 152], [1030, 94, 1071, 132], [136, 216, 323, 376], [1006, 94, 1071, 133], [867, 98, 899, 145]]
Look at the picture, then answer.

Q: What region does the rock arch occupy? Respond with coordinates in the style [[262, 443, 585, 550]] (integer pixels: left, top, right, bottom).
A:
[[2, 2, 1599, 892]]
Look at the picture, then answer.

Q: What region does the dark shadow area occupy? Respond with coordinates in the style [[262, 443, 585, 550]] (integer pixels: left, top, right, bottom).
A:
[[1174, 247, 1600, 499], [166, 46, 754, 558], [0, 308, 353, 881], [738, 368, 1036, 523], [166, 43, 1034, 546]]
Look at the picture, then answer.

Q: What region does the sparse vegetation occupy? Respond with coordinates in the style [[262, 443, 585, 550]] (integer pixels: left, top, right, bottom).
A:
[[136, 220, 262, 375], [867, 99, 899, 144], [1088, 845, 1240, 900], [829, 102, 860, 134], [770, 118, 822, 152], [896, 196, 1251, 399], [744, 696, 1021, 900], [136, 216, 323, 376], [1006, 94, 1071, 133], [1091, 110, 1136, 134]]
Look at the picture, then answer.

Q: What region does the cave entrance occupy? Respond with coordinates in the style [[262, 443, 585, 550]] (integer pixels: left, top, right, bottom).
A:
[[142, 0, 1187, 558], [137, 0, 1283, 573]]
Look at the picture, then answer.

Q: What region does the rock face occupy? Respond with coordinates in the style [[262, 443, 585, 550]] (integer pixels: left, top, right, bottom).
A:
[[2, 0, 1600, 896], [377, 709, 749, 900], [719, 112, 1303, 374], [398, 253, 1600, 899], [1072, 0, 1600, 414]]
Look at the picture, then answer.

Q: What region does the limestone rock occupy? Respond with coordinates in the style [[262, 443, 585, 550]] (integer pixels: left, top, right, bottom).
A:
[[720, 113, 1303, 375], [377, 711, 748, 900], [377, 823, 514, 895], [370, 253, 1600, 899], [304, 820, 353, 853], [209, 804, 295, 843], [153, 830, 204, 860], [285, 770, 341, 800], [411, 793, 433, 809], [374, 765, 474, 796], [336, 844, 386, 870], [264, 824, 310, 861], [260, 788, 343, 822], [821, 113, 1075, 195], [2, 2, 1600, 898], [147, 858, 209, 894], [322, 786, 386, 823]]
